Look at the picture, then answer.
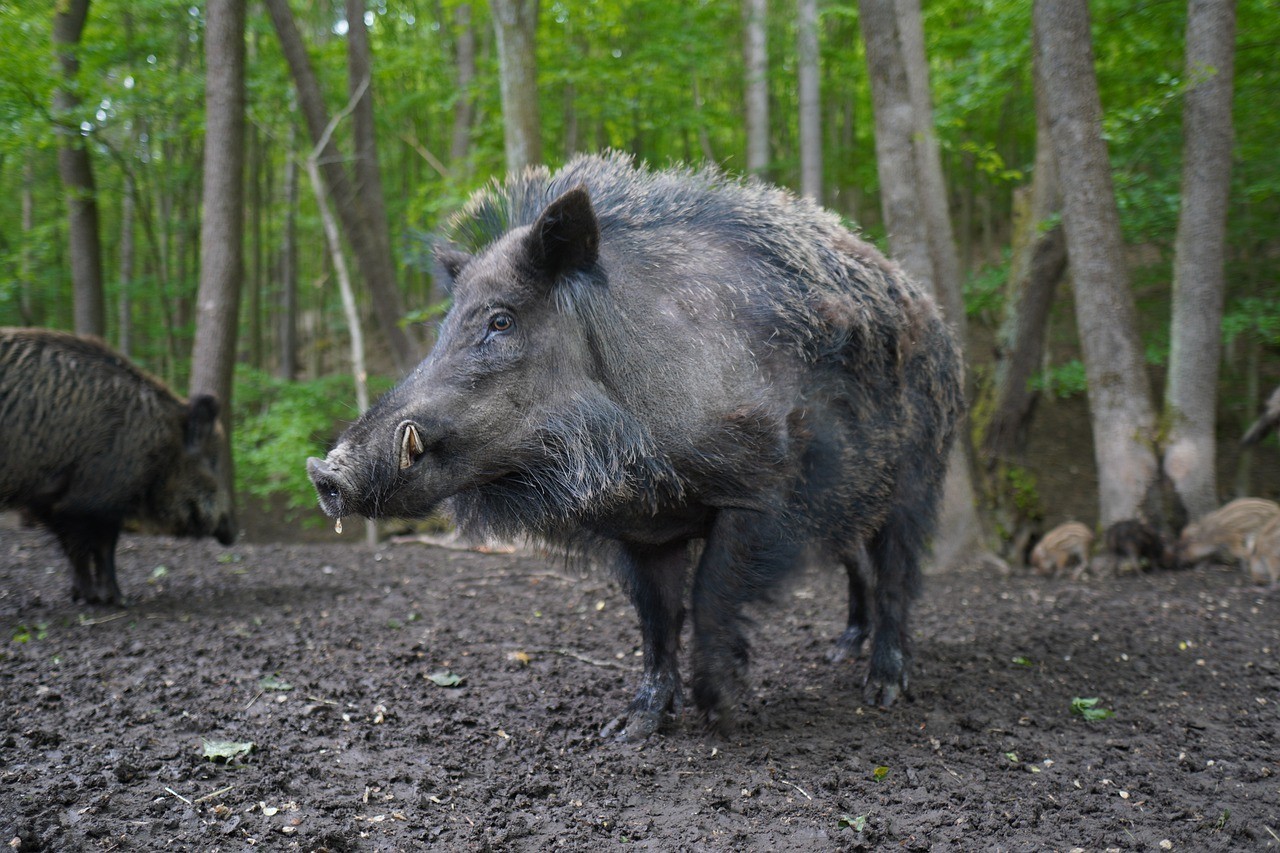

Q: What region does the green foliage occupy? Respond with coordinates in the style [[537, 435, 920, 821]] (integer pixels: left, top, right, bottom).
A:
[[232, 367, 393, 524], [1030, 360, 1088, 400], [1223, 297, 1280, 347], [963, 258, 1010, 320]]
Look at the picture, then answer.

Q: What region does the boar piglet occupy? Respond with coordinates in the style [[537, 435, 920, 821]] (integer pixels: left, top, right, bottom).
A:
[[1, 328, 235, 605], [308, 152, 964, 739]]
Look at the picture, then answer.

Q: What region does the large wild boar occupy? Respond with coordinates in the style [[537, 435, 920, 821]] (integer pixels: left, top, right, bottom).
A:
[[308, 153, 964, 738], [0, 328, 235, 605], [1176, 497, 1280, 569]]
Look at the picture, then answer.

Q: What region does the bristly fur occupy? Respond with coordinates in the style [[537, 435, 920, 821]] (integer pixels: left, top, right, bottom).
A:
[[313, 151, 966, 735]]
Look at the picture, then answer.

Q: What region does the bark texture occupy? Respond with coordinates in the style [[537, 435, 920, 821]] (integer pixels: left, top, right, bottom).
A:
[[1163, 0, 1238, 520], [1034, 0, 1160, 527]]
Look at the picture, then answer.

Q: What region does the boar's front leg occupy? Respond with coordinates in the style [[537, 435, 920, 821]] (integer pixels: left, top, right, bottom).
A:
[[690, 509, 803, 734], [601, 542, 689, 741]]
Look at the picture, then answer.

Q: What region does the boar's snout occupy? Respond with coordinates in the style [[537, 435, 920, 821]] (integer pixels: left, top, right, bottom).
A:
[[308, 456, 351, 519]]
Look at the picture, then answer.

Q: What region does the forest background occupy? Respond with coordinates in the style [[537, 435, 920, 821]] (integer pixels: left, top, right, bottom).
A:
[[0, 0, 1276, 559]]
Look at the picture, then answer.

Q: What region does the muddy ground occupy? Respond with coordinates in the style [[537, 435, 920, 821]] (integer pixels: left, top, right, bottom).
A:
[[1, 519, 1278, 852]]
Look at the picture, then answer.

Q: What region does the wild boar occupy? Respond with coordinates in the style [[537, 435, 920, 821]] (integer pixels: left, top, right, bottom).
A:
[[1244, 516, 1280, 586], [308, 153, 964, 738], [0, 328, 235, 604], [1100, 519, 1173, 575], [1028, 521, 1093, 577], [1176, 497, 1280, 569]]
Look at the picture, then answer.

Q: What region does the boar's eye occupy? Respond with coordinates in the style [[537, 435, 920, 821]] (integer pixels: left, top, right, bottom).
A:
[[487, 313, 514, 336]]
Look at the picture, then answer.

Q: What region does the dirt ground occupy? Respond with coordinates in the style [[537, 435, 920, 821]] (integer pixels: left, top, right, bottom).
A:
[[2, 517, 1278, 852]]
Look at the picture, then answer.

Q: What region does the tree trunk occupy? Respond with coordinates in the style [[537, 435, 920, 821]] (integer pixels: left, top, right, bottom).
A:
[[190, 0, 246, 511], [20, 153, 35, 325], [450, 3, 477, 168], [797, 0, 822, 200], [982, 61, 1066, 463], [278, 123, 300, 381], [118, 175, 136, 357], [1034, 0, 1160, 528], [743, 0, 769, 175], [858, 0, 989, 570], [264, 0, 417, 373], [1163, 0, 1238, 520], [52, 0, 105, 338], [491, 0, 542, 171]]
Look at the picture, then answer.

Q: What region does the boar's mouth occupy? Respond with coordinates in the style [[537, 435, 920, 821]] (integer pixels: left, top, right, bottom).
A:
[[307, 455, 352, 519]]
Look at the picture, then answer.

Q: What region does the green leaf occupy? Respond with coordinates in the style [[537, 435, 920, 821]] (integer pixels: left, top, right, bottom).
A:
[[1070, 697, 1115, 721], [201, 739, 255, 762], [427, 670, 465, 688], [838, 813, 869, 832], [258, 674, 293, 692], [1011, 655, 1034, 667], [872, 765, 890, 781]]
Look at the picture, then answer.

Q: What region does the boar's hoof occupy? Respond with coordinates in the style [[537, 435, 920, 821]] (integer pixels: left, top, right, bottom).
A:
[[863, 646, 908, 708], [827, 625, 870, 664], [600, 671, 682, 741]]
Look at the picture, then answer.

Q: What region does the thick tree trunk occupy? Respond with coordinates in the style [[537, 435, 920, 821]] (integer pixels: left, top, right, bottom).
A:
[[190, 0, 246, 512], [797, 0, 822, 200], [1163, 0, 1238, 520], [491, 0, 542, 171], [1034, 0, 1160, 528], [52, 0, 105, 338], [859, 0, 989, 571], [264, 0, 417, 373], [743, 0, 769, 175]]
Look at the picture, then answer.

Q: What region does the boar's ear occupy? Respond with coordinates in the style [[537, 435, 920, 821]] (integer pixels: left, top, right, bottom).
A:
[[185, 394, 221, 449], [433, 244, 472, 292], [527, 185, 599, 280]]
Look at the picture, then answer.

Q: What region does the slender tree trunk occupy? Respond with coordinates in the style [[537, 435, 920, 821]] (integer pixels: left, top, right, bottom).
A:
[[1034, 0, 1160, 528], [982, 63, 1066, 463], [118, 175, 136, 357], [859, 0, 989, 570], [450, 3, 477, 167], [278, 123, 300, 381], [20, 153, 35, 325], [264, 0, 417, 373], [52, 0, 105, 337], [248, 122, 264, 369], [491, 0, 542, 171], [1163, 0, 1238, 520], [190, 0, 246, 512], [345, 0, 409, 358], [743, 0, 770, 175], [797, 0, 822, 200]]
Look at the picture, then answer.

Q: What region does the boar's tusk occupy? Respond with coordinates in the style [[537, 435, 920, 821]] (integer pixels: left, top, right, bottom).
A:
[[399, 422, 425, 470]]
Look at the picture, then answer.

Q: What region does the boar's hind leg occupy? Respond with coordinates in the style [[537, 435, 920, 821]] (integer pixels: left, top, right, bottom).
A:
[[863, 502, 927, 708], [828, 542, 873, 663], [690, 511, 804, 734], [54, 516, 124, 606], [601, 543, 690, 741]]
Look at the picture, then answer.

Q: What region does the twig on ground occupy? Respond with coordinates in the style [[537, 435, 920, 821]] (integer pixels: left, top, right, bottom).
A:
[[164, 787, 193, 805], [779, 779, 813, 800]]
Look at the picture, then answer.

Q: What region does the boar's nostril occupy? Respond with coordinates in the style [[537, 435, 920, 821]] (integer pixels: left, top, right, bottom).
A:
[[398, 422, 426, 470]]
